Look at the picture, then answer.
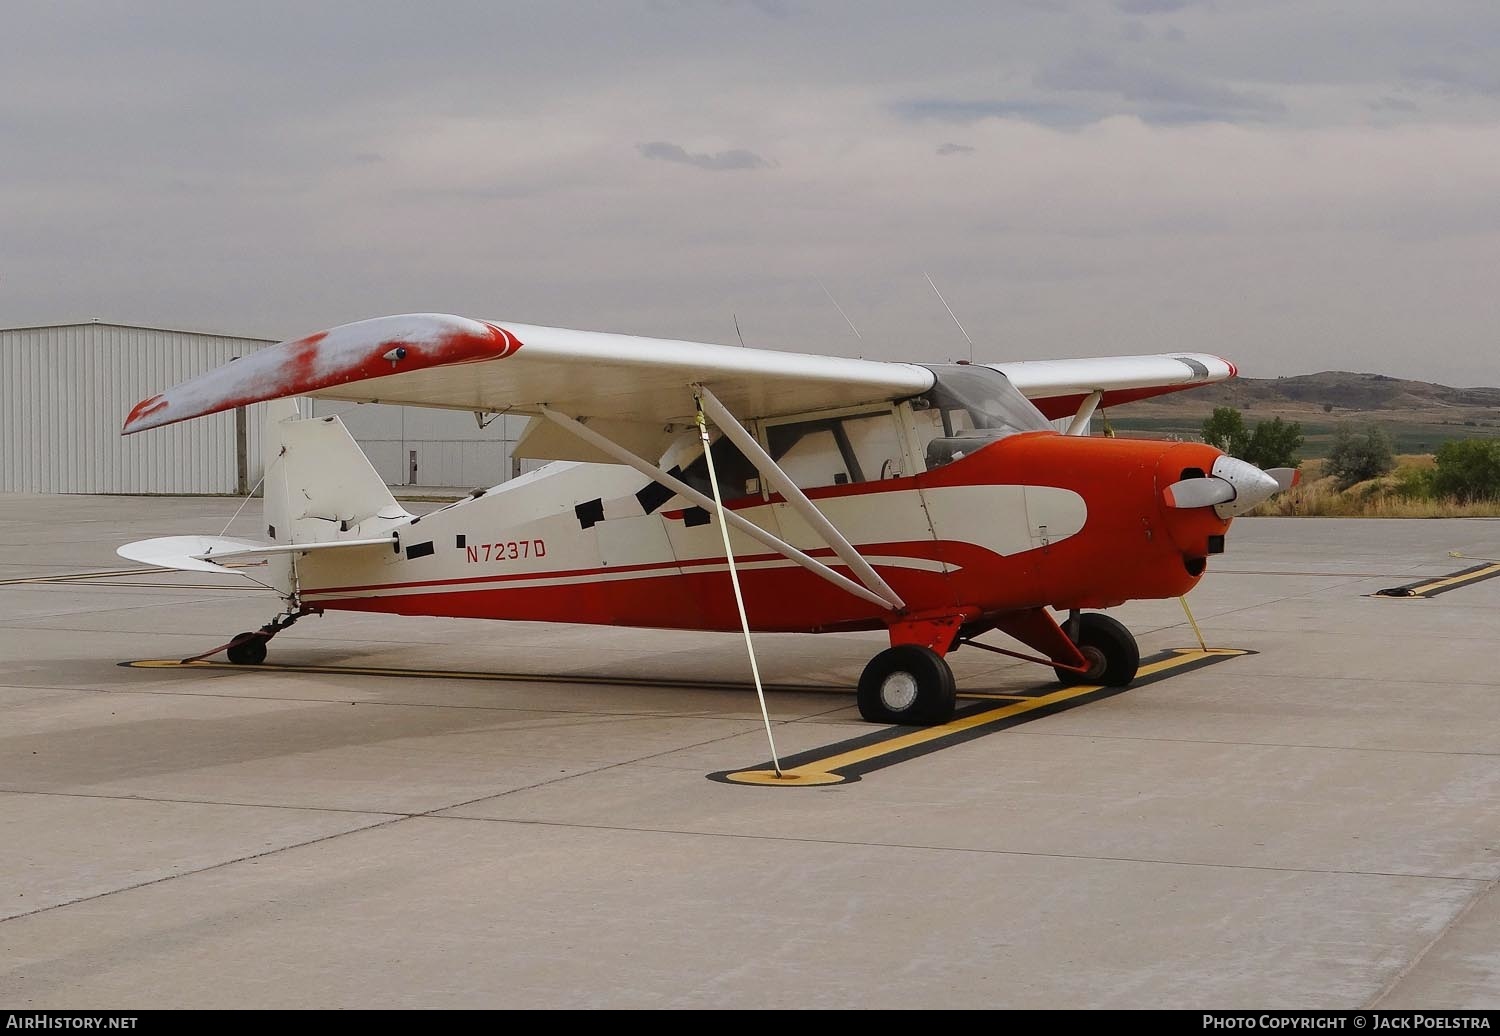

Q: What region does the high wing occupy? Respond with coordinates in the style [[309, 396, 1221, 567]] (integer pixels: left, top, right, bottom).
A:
[[992, 354, 1237, 420], [121, 314, 934, 435], [121, 312, 1235, 441]]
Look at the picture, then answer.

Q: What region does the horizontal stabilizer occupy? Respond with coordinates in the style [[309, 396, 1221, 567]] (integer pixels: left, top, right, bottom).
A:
[[119, 534, 395, 574]]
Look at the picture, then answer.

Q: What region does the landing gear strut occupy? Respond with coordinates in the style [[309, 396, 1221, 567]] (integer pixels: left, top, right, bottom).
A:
[[857, 645, 956, 726], [184, 607, 320, 666]]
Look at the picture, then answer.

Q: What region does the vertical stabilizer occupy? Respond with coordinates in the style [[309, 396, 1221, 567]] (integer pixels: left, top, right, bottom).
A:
[[263, 403, 412, 550]]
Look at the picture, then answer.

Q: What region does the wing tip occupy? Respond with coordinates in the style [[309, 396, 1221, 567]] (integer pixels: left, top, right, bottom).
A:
[[118, 313, 525, 435], [122, 394, 170, 435]]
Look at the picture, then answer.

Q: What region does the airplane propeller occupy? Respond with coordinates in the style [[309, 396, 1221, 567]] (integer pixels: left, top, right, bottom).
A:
[[1163, 457, 1301, 518], [1264, 467, 1301, 493]]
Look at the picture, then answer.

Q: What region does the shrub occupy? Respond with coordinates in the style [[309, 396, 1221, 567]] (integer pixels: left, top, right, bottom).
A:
[[1391, 465, 1435, 501], [1432, 439, 1500, 502], [1326, 423, 1395, 488]]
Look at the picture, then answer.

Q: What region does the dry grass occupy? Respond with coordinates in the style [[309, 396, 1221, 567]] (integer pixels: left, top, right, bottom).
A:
[[1250, 455, 1500, 517]]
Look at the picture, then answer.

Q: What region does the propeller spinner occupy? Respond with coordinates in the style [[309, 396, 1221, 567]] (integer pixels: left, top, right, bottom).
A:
[[1163, 456, 1300, 518]]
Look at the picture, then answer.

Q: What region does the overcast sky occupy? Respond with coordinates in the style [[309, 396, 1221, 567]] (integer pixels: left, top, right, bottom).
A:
[[3, 1, 1498, 385]]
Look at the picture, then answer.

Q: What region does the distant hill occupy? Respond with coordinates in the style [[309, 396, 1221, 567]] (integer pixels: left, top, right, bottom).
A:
[[1105, 371, 1500, 459], [1184, 371, 1500, 412]]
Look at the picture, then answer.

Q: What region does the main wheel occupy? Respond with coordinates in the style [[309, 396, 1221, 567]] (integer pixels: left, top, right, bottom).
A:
[[1054, 613, 1139, 687], [857, 645, 957, 726], [226, 632, 268, 666]]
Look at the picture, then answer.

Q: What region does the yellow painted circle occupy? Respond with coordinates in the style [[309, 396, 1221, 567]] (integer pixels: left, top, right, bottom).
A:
[[723, 769, 845, 786]]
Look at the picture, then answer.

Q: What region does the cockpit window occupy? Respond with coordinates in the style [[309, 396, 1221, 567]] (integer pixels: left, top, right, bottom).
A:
[[914, 363, 1053, 468], [679, 434, 759, 501]]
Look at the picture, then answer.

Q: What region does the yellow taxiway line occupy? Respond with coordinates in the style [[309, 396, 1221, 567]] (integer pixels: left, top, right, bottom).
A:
[[723, 648, 1249, 787], [1401, 562, 1500, 598]]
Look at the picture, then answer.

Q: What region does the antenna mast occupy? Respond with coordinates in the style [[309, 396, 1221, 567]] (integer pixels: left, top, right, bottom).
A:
[[924, 271, 975, 363], [819, 280, 865, 346]]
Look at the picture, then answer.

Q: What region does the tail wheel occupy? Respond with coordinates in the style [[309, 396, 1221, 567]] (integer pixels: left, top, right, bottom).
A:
[[857, 645, 956, 726], [226, 633, 268, 666], [1055, 613, 1139, 687]]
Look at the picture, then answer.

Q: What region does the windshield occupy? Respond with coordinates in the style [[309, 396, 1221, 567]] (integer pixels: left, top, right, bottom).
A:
[[913, 364, 1053, 469], [919, 364, 1051, 435]]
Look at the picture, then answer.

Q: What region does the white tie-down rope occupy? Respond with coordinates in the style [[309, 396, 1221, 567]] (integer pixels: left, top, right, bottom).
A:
[[694, 393, 782, 778], [217, 449, 278, 538]]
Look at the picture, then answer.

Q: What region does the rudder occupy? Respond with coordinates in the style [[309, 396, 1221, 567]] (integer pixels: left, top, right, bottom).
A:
[[263, 402, 412, 548]]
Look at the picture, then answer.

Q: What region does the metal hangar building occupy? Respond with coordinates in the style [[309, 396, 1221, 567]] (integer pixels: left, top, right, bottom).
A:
[[0, 321, 528, 495]]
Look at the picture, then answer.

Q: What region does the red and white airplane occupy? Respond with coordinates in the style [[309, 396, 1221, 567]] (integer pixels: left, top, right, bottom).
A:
[[119, 313, 1292, 726]]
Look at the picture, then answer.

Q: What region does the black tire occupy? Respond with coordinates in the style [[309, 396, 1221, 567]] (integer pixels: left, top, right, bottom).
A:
[[857, 645, 957, 726], [1054, 613, 1139, 687], [226, 633, 268, 666]]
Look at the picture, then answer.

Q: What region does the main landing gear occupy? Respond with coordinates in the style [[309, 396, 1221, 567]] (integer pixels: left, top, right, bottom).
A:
[[858, 608, 1140, 727], [857, 645, 957, 725]]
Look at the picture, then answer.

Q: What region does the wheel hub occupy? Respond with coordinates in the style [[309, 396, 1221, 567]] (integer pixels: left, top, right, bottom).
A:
[[879, 671, 920, 712], [1079, 645, 1107, 680]]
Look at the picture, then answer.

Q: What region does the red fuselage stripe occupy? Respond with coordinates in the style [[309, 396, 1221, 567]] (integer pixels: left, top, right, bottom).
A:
[[301, 544, 937, 597]]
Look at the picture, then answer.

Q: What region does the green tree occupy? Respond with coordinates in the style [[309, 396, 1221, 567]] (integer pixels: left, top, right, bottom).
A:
[[1326, 423, 1396, 487], [1201, 407, 1250, 456], [1432, 439, 1500, 502], [1242, 417, 1304, 469]]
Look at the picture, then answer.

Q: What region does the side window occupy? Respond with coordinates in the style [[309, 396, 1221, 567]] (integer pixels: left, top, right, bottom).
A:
[[766, 409, 906, 489], [843, 412, 906, 481], [767, 421, 846, 488], [679, 435, 760, 502]]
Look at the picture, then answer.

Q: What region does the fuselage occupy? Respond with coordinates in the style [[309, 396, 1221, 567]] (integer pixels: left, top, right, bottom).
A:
[[294, 431, 1233, 635]]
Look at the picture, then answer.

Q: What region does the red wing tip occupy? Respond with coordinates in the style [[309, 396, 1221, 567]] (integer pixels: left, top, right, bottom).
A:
[[123, 395, 168, 433], [481, 321, 523, 357]]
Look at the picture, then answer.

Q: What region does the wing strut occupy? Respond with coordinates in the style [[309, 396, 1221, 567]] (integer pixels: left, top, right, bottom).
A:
[[537, 406, 896, 611], [693, 384, 905, 611], [1064, 390, 1103, 436]]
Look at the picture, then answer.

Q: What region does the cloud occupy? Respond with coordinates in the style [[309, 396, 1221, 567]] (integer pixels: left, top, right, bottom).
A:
[[894, 98, 1103, 129], [1115, 0, 1200, 12], [4, 2, 1500, 390], [1403, 62, 1500, 97], [1035, 50, 1285, 120], [636, 141, 774, 171], [935, 142, 975, 155], [743, 0, 793, 17]]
